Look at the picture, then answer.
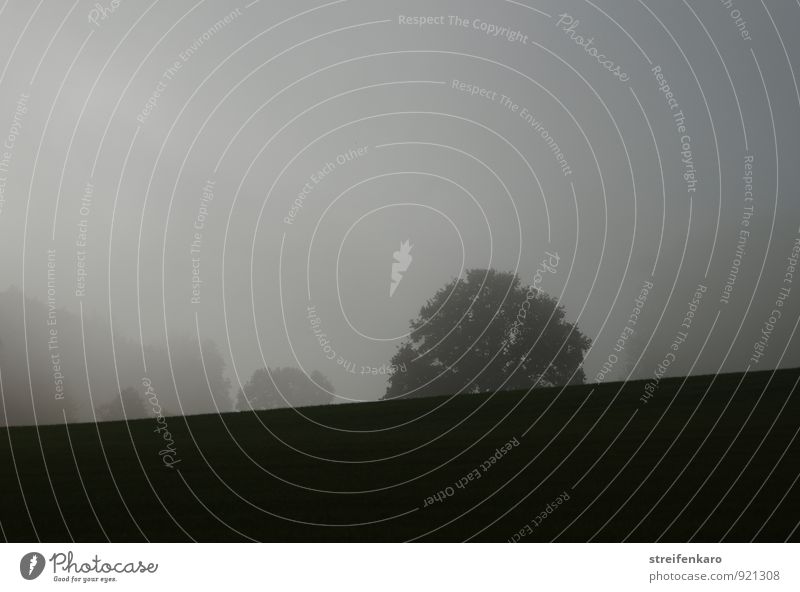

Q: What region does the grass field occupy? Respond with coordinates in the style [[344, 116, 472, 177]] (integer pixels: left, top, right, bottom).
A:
[[1, 368, 799, 542]]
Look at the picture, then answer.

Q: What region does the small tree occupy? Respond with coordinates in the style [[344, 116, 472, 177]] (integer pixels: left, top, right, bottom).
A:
[[236, 367, 335, 410], [97, 387, 148, 421], [383, 268, 591, 400]]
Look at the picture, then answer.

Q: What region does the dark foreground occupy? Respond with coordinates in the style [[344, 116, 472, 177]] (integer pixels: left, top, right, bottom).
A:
[[1, 369, 799, 542]]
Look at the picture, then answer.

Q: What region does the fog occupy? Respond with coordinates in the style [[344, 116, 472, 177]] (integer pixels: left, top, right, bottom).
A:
[[0, 0, 798, 425]]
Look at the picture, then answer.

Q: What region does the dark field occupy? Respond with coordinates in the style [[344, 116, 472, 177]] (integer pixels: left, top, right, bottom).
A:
[[1, 368, 799, 542]]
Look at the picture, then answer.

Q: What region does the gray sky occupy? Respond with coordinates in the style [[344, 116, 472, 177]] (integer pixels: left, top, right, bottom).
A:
[[0, 0, 799, 416]]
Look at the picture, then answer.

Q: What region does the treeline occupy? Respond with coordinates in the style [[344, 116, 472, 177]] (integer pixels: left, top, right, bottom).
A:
[[0, 287, 338, 426], [0, 287, 230, 426]]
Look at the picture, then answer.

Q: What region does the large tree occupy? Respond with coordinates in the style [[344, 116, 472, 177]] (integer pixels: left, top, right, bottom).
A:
[[383, 268, 590, 400], [236, 367, 335, 411]]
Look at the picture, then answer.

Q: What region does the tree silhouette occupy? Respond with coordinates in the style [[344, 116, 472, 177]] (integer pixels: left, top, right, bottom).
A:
[[97, 387, 148, 421], [383, 268, 591, 400], [236, 367, 335, 410]]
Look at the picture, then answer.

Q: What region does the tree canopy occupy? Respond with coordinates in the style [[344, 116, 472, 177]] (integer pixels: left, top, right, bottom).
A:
[[383, 268, 591, 400]]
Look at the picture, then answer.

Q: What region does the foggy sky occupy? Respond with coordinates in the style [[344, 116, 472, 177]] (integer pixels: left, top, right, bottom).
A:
[[0, 0, 799, 422]]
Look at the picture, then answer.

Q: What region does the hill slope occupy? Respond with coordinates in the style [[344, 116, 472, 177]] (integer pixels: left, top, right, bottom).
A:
[[1, 368, 799, 541]]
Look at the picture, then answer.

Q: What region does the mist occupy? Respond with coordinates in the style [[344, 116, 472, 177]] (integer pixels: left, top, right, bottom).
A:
[[0, 0, 798, 424]]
